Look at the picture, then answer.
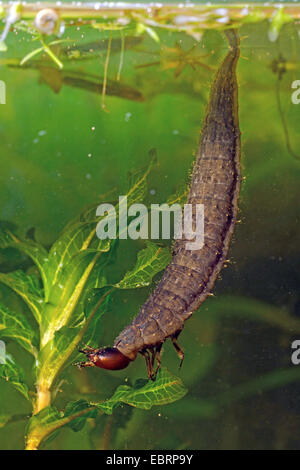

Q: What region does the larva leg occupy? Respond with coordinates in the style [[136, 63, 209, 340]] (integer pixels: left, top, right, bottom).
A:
[[74, 360, 95, 369], [150, 347, 156, 370], [154, 344, 163, 376], [171, 337, 184, 369], [79, 345, 97, 354], [141, 349, 155, 381]]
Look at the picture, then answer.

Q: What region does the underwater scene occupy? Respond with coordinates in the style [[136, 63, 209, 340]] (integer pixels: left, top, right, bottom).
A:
[[0, 0, 300, 451]]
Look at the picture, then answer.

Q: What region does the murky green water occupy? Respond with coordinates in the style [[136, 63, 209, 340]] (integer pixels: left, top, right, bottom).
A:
[[1, 2, 300, 450]]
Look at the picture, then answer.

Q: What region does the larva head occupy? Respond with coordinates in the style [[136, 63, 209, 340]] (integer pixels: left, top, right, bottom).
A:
[[80, 347, 131, 370]]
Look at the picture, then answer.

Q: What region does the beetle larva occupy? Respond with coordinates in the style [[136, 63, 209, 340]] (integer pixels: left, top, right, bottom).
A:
[[78, 29, 241, 379]]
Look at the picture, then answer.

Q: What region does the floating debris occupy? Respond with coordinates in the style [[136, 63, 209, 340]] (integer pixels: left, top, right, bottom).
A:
[[4, 59, 144, 102], [136, 42, 214, 78], [34, 9, 62, 36], [60, 36, 143, 61]]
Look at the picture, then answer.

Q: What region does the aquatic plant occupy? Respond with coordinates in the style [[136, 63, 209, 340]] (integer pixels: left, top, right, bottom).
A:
[[0, 2, 298, 60], [0, 2, 297, 112], [0, 158, 188, 450]]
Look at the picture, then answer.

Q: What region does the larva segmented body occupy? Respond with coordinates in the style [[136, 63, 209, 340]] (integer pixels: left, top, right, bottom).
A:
[[78, 29, 242, 379]]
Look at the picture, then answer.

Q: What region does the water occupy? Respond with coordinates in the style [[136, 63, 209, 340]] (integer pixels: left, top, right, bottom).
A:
[[0, 1, 300, 450]]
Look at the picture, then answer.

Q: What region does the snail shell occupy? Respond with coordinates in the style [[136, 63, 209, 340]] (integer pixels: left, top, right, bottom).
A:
[[34, 9, 59, 35]]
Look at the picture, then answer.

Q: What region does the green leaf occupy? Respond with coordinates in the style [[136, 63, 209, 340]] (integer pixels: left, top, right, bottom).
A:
[[28, 406, 61, 430], [25, 403, 97, 449], [0, 353, 30, 401], [0, 227, 50, 300], [94, 368, 187, 414], [64, 400, 97, 432], [26, 369, 185, 448], [0, 270, 43, 324], [37, 286, 113, 388], [40, 250, 109, 347], [25, 406, 61, 449], [0, 302, 38, 356], [36, 326, 82, 390], [46, 221, 110, 293], [26, 401, 96, 439], [25, 370, 186, 448], [115, 241, 171, 289]]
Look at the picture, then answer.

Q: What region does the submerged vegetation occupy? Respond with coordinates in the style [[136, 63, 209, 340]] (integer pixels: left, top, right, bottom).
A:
[[0, 2, 298, 105], [0, 1, 300, 451], [0, 159, 188, 449]]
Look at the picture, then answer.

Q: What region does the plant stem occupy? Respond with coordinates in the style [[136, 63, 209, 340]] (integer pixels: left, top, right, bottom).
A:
[[101, 31, 112, 111], [27, 288, 114, 449], [33, 384, 51, 415], [25, 435, 40, 450], [25, 407, 100, 450]]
